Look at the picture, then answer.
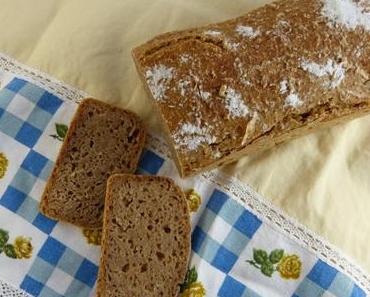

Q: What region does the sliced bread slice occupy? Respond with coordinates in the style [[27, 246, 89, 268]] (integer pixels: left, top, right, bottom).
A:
[[40, 98, 146, 228], [97, 174, 191, 297]]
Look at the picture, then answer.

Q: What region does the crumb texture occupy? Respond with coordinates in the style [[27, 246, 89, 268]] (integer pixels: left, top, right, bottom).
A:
[[97, 175, 191, 297], [133, 0, 370, 177], [40, 99, 145, 227]]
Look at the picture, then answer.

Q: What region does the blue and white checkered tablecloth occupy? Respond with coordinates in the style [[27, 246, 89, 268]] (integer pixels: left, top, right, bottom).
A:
[[0, 73, 369, 297]]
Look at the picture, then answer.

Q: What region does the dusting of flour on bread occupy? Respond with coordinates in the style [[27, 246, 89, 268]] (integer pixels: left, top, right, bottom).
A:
[[199, 89, 211, 101], [179, 54, 192, 64], [223, 39, 240, 51], [178, 79, 191, 96], [178, 72, 211, 101], [236, 25, 260, 38], [174, 122, 216, 150], [301, 59, 346, 88], [285, 93, 303, 108], [321, 0, 370, 31], [280, 80, 289, 94], [221, 86, 249, 118], [145, 64, 175, 101], [212, 150, 222, 159]]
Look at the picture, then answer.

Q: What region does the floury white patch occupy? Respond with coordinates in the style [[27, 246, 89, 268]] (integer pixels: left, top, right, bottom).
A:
[[222, 87, 249, 118], [285, 93, 303, 108], [174, 122, 216, 151], [145, 64, 175, 101], [321, 0, 370, 31], [236, 25, 261, 39], [301, 59, 346, 89]]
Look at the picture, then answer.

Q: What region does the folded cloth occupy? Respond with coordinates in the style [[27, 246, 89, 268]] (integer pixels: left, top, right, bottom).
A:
[[0, 65, 368, 296]]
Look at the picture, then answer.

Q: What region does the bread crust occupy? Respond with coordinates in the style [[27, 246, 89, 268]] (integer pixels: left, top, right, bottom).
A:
[[133, 0, 370, 177]]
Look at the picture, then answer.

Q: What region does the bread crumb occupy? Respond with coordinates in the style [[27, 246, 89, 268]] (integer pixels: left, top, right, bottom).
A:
[[222, 86, 249, 118], [219, 85, 228, 97], [236, 25, 260, 38], [301, 59, 346, 88], [322, 0, 370, 31], [174, 122, 216, 150], [212, 151, 222, 159], [145, 64, 175, 101], [285, 93, 303, 108], [242, 111, 259, 145], [203, 30, 223, 36], [280, 80, 289, 94]]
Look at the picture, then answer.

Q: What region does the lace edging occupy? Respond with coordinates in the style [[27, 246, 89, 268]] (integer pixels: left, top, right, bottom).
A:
[[0, 279, 30, 297], [0, 51, 369, 293], [147, 128, 370, 293], [0, 53, 87, 102]]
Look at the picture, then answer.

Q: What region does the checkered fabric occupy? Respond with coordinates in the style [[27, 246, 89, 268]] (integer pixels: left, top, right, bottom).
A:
[[0, 77, 368, 297], [139, 149, 367, 297], [0, 78, 98, 297]]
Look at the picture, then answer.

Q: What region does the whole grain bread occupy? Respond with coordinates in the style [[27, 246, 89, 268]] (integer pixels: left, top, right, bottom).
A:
[[132, 0, 370, 177], [39, 98, 146, 228], [97, 174, 191, 297]]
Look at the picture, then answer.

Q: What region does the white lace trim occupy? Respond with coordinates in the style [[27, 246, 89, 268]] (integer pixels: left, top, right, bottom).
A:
[[0, 52, 369, 294], [0, 53, 87, 102], [147, 120, 370, 294], [207, 169, 370, 290], [0, 280, 30, 297]]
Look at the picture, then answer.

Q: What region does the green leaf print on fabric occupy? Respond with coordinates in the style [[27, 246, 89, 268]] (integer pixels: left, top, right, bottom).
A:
[[0, 228, 33, 260], [247, 248, 302, 280], [50, 123, 68, 141], [4, 244, 17, 258], [180, 266, 206, 297]]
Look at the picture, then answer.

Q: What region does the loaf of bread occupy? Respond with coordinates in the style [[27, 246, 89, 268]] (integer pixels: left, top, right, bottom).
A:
[[97, 174, 191, 297], [40, 98, 146, 228], [133, 0, 370, 177]]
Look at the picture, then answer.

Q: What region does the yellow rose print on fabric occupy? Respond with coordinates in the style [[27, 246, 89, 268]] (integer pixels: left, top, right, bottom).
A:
[[182, 282, 206, 297], [186, 189, 202, 212], [246, 248, 302, 280], [82, 228, 102, 245], [278, 255, 302, 279], [180, 267, 206, 297], [0, 229, 33, 259], [14, 236, 33, 259], [0, 152, 8, 179]]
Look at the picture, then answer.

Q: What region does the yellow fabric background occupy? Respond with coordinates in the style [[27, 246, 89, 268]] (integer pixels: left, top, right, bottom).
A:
[[0, 0, 369, 271]]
